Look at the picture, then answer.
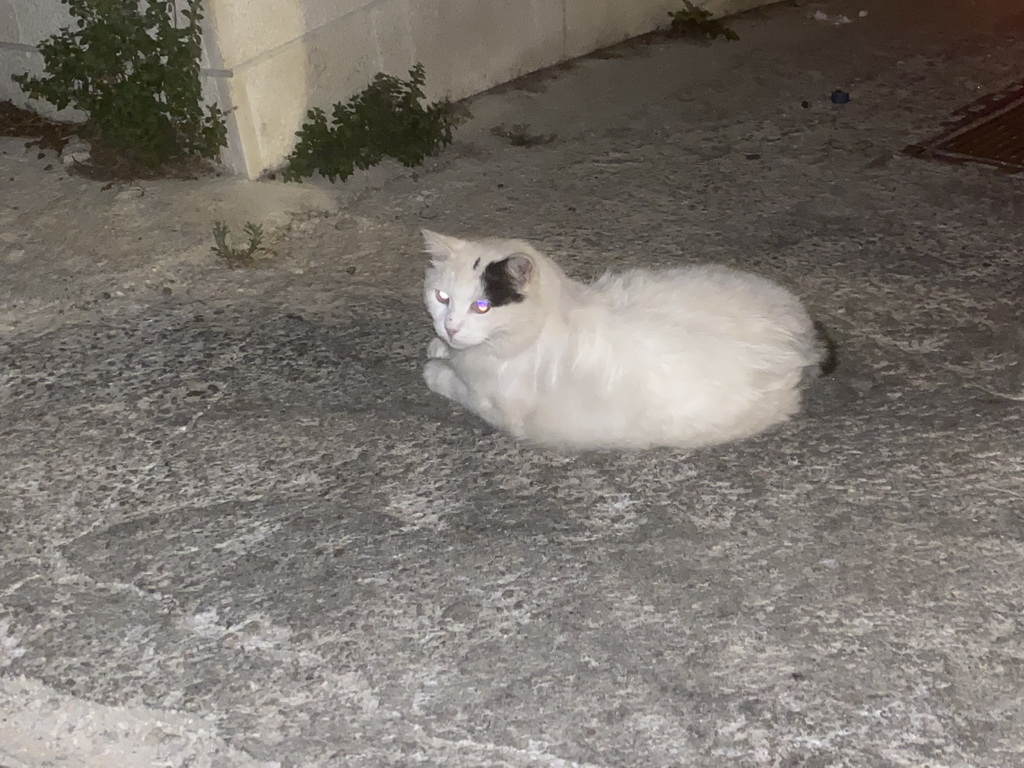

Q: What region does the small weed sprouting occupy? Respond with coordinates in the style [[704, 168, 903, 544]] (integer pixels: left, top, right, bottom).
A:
[[283, 63, 456, 183], [13, 0, 227, 174], [490, 123, 557, 148], [668, 1, 740, 42], [212, 221, 268, 268]]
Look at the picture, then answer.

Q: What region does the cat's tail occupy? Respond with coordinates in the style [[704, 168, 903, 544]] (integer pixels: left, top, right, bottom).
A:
[[813, 320, 838, 376]]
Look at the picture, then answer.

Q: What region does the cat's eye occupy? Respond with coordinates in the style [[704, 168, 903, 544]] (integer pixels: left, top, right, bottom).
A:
[[435, 290, 450, 305], [472, 300, 491, 314]]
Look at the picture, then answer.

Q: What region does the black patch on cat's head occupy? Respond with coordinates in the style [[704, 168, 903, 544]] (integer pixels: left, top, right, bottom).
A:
[[481, 255, 532, 306]]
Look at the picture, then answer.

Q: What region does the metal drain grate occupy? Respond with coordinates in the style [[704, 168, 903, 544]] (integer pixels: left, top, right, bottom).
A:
[[905, 79, 1024, 173]]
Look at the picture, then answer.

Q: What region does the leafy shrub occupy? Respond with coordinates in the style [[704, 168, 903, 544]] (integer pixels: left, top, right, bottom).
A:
[[14, 0, 227, 169], [668, 1, 740, 42], [283, 63, 455, 183]]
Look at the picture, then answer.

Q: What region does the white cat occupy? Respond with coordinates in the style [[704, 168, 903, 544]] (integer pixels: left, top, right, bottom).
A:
[[421, 230, 835, 450]]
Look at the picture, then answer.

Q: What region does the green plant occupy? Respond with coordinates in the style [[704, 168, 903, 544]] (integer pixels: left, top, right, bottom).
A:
[[212, 221, 267, 267], [13, 0, 227, 169], [283, 63, 455, 183], [668, 1, 739, 41], [490, 123, 556, 148]]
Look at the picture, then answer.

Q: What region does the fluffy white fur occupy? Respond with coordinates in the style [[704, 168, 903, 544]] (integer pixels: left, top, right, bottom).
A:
[[421, 230, 829, 450]]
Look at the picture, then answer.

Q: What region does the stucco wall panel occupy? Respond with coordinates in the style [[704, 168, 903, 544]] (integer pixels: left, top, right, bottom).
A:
[[301, 0, 378, 34], [303, 9, 381, 111], [564, 0, 677, 58], [208, 0, 307, 71], [227, 44, 311, 179], [405, 0, 561, 102], [2, 0, 72, 45], [368, 0, 417, 82]]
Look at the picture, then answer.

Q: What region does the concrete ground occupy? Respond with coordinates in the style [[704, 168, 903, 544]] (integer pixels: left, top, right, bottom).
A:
[[2, 0, 1024, 765]]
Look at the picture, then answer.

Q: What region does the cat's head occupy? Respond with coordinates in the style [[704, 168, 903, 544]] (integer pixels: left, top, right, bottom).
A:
[[421, 230, 538, 350]]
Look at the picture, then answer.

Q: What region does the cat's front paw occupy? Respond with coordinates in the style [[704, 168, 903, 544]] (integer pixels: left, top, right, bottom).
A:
[[427, 337, 450, 360], [423, 359, 454, 397]]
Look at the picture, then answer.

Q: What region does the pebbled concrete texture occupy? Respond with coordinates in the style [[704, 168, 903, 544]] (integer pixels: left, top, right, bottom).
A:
[[2, 1, 1024, 766]]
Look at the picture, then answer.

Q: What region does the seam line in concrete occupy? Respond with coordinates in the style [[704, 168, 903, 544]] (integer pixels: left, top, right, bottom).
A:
[[0, 40, 233, 78], [0, 41, 41, 53]]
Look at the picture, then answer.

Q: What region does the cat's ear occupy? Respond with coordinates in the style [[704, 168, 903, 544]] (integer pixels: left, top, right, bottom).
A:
[[506, 253, 534, 289], [421, 230, 464, 261]]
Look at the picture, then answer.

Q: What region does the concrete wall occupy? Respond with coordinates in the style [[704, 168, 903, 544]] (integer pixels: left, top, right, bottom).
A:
[[0, 0, 72, 118], [1, 0, 772, 179]]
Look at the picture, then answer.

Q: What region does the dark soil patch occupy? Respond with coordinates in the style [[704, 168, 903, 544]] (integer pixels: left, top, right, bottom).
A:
[[0, 99, 220, 182], [0, 100, 76, 154], [74, 142, 218, 182]]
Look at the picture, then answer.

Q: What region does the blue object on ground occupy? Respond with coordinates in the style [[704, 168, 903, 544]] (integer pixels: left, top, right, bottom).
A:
[[831, 89, 851, 104]]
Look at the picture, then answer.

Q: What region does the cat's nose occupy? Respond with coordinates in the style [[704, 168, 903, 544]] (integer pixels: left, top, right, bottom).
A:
[[445, 325, 458, 339]]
